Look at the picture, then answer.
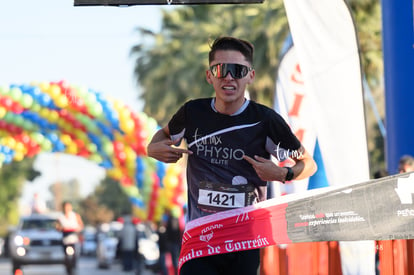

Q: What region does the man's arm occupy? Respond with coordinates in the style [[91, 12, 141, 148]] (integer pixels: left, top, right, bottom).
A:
[[243, 145, 317, 183], [147, 126, 192, 163]]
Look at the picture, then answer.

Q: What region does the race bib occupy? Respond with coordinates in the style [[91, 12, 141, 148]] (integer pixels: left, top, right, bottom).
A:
[[197, 181, 256, 213]]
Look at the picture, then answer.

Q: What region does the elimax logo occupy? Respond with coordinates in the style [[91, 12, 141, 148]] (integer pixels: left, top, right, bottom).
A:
[[274, 142, 304, 162], [395, 173, 414, 204]]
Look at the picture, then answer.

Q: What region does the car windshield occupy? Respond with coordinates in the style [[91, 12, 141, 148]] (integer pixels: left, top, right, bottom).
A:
[[22, 219, 57, 230]]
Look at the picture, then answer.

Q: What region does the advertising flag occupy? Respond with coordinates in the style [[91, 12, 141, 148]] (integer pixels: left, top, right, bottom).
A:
[[281, 0, 372, 274]]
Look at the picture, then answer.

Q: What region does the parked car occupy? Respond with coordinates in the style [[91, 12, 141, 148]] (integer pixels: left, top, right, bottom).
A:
[[8, 213, 74, 274], [81, 228, 97, 256]]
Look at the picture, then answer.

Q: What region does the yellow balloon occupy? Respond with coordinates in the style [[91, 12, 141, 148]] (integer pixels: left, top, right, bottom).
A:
[[121, 119, 135, 134], [66, 143, 78, 154], [158, 195, 168, 207], [125, 148, 136, 162], [60, 134, 72, 145], [167, 164, 182, 176], [13, 151, 24, 161], [126, 160, 136, 171], [48, 84, 61, 98], [119, 108, 131, 120], [4, 137, 16, 148], [113, 100, 123, 111], [39, 108, 49, 119], [38, 81, 50, 92], [153, 212, 163, 222], [133, 206, 147, 220], [48, 110, 59, 122], [108, 168, 123, 180], [55, 95, 68, 108], [0, 107, 6, 119], [15, 142, 25, 152]]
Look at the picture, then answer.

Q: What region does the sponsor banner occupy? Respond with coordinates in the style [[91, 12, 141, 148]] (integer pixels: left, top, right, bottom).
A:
[[178, 172, 414, 271]]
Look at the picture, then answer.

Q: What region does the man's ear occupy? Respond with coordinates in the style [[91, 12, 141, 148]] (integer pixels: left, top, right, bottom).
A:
[[206, 70, 213, 84], [247, 69, 255, 84]]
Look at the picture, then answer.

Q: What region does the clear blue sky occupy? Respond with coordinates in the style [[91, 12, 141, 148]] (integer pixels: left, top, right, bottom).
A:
[[0, 0, 173, 212]]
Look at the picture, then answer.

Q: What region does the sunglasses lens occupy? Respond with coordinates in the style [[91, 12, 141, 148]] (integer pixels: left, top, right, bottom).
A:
[[210, 64, 250, 79]]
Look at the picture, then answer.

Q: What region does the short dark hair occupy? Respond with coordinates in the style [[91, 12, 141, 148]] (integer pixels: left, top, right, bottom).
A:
[[209, 36, 254, 65]]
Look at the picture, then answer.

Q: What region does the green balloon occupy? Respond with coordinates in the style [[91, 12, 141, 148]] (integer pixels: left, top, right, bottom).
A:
[[89, 153, 102, 163], [87, 143, 97, 153], [85, 93, 96, 104], [30, 133, 44, 144], [9, 87, 22, 101], [22, 120, 34, 131], [0, 85, 9, 95], [20, 94, 34, 108], [102, 141, 114, 156], [13, 116, 25, 127], [3, 112, 13, 122], [30, 103, 41, 113], [89, 103, 103, 118], [41, 140, 52, 151]]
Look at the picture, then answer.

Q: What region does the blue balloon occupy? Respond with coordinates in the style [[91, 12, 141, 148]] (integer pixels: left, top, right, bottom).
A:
[[135, 173, 144, 189], [130, 197, 145, 208], [38, 93, 51, 107]]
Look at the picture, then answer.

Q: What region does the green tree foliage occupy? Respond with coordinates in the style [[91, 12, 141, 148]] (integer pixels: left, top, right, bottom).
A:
[[131, 1, 288, 126], [348, 0, 385, 175], [79, 195, 115, 226], [131, 0, 385, 172], [348, 0, 383, 87], [81, 177, 132, 225], [0, 158, 37, 236]]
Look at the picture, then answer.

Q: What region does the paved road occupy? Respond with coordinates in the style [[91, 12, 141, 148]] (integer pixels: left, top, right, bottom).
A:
[[0, 256, 157, 275]]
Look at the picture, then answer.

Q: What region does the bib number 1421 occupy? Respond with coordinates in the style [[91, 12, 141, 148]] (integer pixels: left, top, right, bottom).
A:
[[207, 192, 235, 206], [198, 189, 245, 208]]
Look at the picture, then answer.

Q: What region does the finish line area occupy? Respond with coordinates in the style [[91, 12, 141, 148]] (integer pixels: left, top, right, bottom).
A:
[[178, 172, 414, 269]]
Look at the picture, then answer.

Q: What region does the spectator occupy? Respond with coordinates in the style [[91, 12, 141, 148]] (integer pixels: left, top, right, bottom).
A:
[[165, 208, 182, 275], [398, 155, 414, 173], [156, 220, 169, 275], [119, 216, 138, 272]]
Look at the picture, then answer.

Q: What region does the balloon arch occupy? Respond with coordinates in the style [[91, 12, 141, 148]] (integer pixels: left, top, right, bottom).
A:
[[0, 80, 186, 222]]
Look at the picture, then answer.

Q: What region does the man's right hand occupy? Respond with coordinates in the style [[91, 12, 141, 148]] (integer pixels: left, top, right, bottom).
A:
[[147, 139, 192, 163]]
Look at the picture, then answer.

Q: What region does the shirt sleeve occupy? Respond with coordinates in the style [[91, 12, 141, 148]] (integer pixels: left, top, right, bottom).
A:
[[168, 102, 187, 141], [265, 109, 302, 160]]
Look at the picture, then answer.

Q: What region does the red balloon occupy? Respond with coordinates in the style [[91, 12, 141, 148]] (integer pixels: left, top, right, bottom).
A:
[[19, 134, 31, 145], [135, 143, 146, 156], [11, 102, 24, 114], [114, 141, 124, 152], [2, 97, 13, 109]]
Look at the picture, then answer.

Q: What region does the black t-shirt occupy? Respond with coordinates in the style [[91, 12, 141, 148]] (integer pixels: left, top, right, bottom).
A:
[[168, 98, 301, 221]]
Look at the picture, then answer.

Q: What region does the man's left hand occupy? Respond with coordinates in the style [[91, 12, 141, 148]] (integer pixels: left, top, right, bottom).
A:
[[243, 155, 286, 182]]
